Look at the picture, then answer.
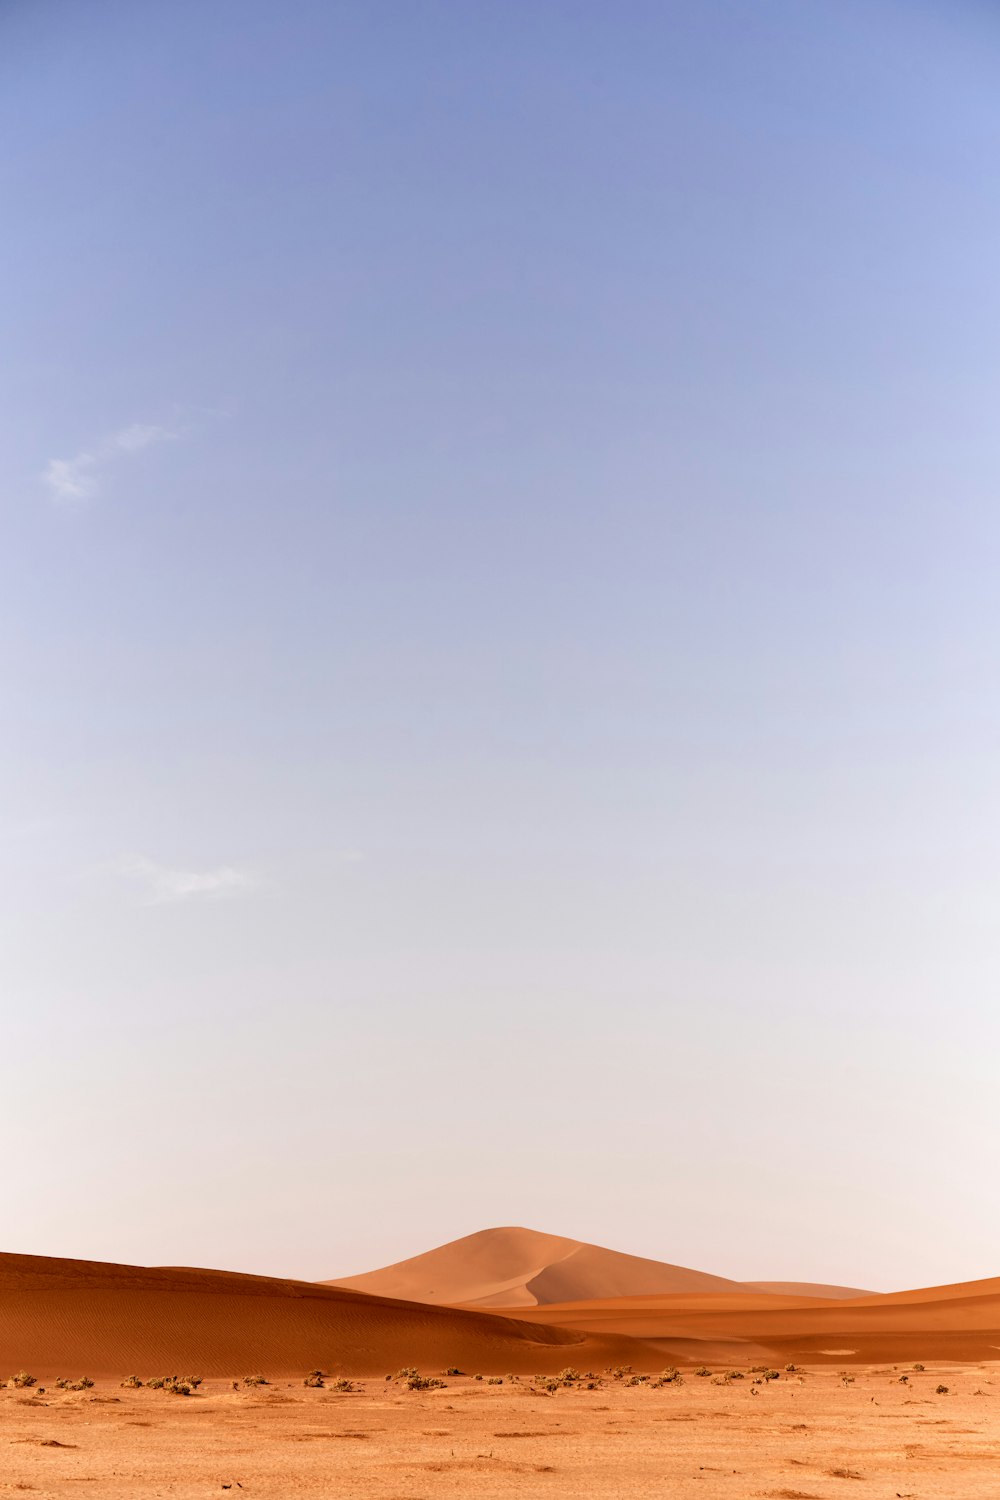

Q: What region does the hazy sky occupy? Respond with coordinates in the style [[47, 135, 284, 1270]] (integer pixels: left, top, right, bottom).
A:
[[3, 0, 1000, 1292]]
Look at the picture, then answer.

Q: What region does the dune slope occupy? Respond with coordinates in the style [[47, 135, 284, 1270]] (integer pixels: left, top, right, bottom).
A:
[[0, 1252, 652, 1380]]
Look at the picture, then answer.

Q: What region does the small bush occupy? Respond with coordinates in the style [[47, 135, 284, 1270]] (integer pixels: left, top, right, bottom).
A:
[[72, 1377, 94, 1391], [609, 1364, 633, 1380], [10, 1371, 37, 1389], [405, 1374, 446, 1391], [445, 1367, 462, 1377], [120, 1375, 143, 1389], [557, 1367, 580, 1383], [486, 1376, 503, 1385], [54, 1378, 71, 1390], [727, 1370, 745, 1380], [936, 1384, 949, 1395], [784, 1363, 797, 1373], [912, 1363, 925, 1372], [694, 1366, 712, 1377], [242, 1374, 268, 1387], [303, 1370, 325, 1388], [329, 1378, 353, 1392], [395, 1367, 419, 1381]]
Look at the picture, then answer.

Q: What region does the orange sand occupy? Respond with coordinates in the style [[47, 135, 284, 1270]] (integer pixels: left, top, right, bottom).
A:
[[2, 1364, 997, 1498]]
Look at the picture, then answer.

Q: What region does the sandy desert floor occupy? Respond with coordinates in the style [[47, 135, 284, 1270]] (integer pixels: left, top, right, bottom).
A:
[[3, 1364, 998, 1500]]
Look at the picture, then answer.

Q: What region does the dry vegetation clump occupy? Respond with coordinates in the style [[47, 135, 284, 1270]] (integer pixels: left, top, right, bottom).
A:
[[650, 1368, 683, 1388], [242, 1374, 268, 1387], [405, 1373, 446, 1391], [328, 1378, 354, 1392], [303, 1370, 324, 1388], [9, 1372, 37, 1389], [445, 1367, 462, 1376], [120, 1376, 143, 1389], [936, 1384, 950, 1394], [694, 1366, 712, 1377]]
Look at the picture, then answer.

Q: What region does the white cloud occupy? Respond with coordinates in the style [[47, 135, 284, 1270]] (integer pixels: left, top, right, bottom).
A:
[[43, 453, 99, 503], [118, 856, 261, 906], [42, 422, 177, 505]]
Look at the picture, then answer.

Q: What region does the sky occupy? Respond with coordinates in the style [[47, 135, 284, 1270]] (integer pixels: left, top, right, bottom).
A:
[[3, 0, 1000, 1292]]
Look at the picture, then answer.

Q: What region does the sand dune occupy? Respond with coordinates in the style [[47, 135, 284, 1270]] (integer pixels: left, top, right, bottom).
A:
[[0, 1252, 651, 1380], [499, 1277, 1000, 1365], [327, 1226, 869, 1306]]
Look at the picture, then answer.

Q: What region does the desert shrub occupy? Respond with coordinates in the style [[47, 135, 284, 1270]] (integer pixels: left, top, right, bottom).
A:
[[10, 1371, 37, 1389], [535, 1378, 560, 1393], [405, 1373, 446, 1391], [54, 1378, 71, 1390], [473, 1373, 483, 1381], [395, 1367, 418, 1380], [303, 1371, 325, 1388], [557, 1367, 580, 1383], [242, 1374, 268, 1387], [609, 1364, 633, 1380], [120, 1376, 143, 1389], [72, 1377, 94, 1391], [147, 1377, 166, 1390], [727, 1371, 745, 1380], [711, 1374, 730, 1385], [762, 1370, 780, 1381], [936, 1384, 949, 1394], [659, 1367, 682, 1383], [445, 1367, 462, 1377], [841, 1374, 855, 1386], [912, 1363, 925, 1372], [694, 1366, 711, 1377], [329, 1378, 353, 1392], [898, 1375, 909, 1383], [486, 1376, 503, 1385], [784, 1363, 797, 1372], [168, 1382, 192, 1396]]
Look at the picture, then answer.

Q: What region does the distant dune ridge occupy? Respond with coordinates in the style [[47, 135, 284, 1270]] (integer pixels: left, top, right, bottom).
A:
[[326, 1226, 872, 1307]]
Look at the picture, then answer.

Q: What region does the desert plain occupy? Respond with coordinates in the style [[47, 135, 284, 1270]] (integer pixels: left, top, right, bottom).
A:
[[4, 1227, 1000, 1498]]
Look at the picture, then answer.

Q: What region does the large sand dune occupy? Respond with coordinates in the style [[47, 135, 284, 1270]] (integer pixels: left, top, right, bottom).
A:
[[0, 1252, 651, 1380], [327, 1226, 868, 1307]]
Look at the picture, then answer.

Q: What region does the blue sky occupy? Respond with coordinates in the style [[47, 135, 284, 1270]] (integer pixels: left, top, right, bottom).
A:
[[3, 0, 1000, 1288]]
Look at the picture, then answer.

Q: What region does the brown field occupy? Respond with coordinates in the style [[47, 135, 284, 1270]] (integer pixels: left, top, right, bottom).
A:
[[2, 1364, 998, 1498]]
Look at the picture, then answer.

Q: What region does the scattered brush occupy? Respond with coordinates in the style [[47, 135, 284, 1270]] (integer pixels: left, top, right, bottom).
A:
[[9, 1372, 37, 1389], [120, 1376, 143, 1389], [303, 1370, 325, 1388]]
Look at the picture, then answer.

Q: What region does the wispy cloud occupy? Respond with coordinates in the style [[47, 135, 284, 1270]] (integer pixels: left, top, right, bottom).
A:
[[117, 856, 261, 906], [43, 422, 177, 504]]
